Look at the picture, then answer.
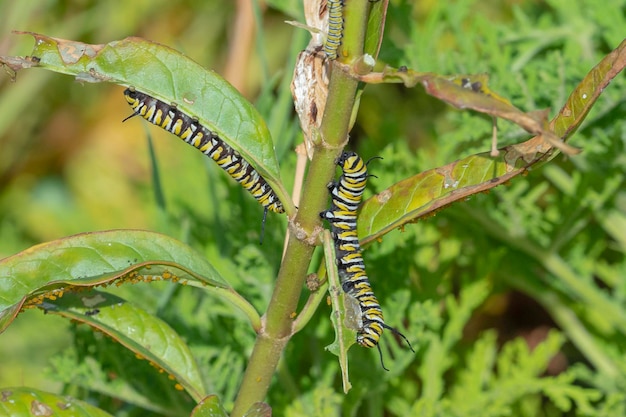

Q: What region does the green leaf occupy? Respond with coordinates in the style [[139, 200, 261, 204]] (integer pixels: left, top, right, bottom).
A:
[[284, 386, 343, 417], [419, 280, 491, 402], [43, 291, 207, 402], [452, 330, 498, 401], [0, 32, 292, 212], [357, 139, 536, 245], [0, 230, 230, 333], [364, 0, 388, 59], [0, 387, 114, 417], [191, 395, 229, 417], [550, 38, 626, 140]]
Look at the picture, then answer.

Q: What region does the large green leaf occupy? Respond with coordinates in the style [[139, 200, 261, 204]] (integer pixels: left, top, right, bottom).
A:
[[0, 387, 114, 417], [357, 38, 626, 245], [0, 32, 292, 213], [0, 230, 246, 333], [44, 291, 207, 402]]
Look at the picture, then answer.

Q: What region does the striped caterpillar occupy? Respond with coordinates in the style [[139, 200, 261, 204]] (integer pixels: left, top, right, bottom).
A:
[[123, 88, 284, 216], [321, 151, 413, 369]]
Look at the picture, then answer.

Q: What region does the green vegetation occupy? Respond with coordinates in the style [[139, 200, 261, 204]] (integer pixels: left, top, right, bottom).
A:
[[0, 1, 624, 416]]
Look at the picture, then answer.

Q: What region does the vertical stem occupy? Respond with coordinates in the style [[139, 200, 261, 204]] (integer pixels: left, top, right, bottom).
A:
[[231, 3, 371, 414], [231, 78, 359, 417]]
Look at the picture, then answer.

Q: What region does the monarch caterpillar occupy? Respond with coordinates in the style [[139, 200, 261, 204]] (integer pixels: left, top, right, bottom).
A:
[[123, 88, 285, 216], [324, 0, 344, 60], [321, 152, 413, 369]]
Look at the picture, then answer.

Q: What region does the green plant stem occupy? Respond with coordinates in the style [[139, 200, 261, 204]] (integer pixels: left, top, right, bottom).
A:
[[231, 3, 370, 413], [230, 64, 362, 417]]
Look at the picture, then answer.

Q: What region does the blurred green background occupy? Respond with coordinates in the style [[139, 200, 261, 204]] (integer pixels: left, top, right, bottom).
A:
[[0, 0, 624, 415]]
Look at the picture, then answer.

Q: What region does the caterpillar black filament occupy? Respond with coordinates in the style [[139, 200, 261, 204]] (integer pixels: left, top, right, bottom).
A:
[[123, 88, 284, 215], [324, 0, 344, 60], [321, 151, 413, 368]]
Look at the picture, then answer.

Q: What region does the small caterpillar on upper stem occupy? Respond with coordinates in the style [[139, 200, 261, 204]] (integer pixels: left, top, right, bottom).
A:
[[324, 0, 344, 60]]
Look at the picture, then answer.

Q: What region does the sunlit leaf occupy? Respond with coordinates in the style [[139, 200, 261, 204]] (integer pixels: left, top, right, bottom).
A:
[[0, 230, 229, 332], [550, 39, 626, 139]]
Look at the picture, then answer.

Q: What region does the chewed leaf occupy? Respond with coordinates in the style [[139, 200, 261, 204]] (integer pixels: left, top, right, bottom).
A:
[[358, 39, 626, 245], [0, 387, 114, 416], [0, 230, 228, 333], [44, 291, 206, 401], [0, 32, 291, 212]]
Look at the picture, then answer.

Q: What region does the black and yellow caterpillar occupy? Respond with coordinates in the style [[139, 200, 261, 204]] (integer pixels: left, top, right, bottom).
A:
[[324, 0, 344, 60], [321, 152, 413, 367], [123, 88, 284, 215]]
